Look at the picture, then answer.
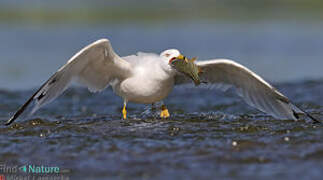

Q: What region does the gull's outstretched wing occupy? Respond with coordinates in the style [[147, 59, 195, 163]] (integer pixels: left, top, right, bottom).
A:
[[176, 59, 319, 122], [6, 39, 132, 125]]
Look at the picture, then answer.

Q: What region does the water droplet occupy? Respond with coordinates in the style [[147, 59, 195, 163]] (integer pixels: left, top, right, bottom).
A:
[[284, 137, 290, 142]]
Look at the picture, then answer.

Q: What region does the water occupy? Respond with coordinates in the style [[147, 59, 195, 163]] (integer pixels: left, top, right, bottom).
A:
[[1, 22, 323, 179], [1, 82, 323, 179], [1, 22, 323, 90]]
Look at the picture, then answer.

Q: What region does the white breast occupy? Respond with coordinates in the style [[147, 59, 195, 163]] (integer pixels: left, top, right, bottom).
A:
[[118, 75, 174, 103], [112, 56, 175, 104]]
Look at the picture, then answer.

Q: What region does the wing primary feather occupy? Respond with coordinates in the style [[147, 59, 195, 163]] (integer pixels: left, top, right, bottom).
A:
[[277, 98, 320, 123], [6, 38, 132, 125], [5, 94, 35, 126], [306, 113, 320, 124], [5, 72, 58, 126], [37, 92, 46, 101], [193, 59, 320, 123], [287, 100, 321, 124], [293, 110, 299, 119]]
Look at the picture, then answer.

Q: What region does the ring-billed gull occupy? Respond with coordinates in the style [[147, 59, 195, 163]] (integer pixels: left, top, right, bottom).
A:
[[5, 38, 319, 125]]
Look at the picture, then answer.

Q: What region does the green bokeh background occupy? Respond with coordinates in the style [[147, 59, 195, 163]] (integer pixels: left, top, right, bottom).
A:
[[1, 0, 323, 24]]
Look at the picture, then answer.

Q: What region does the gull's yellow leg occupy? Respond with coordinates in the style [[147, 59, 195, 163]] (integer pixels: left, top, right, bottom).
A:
[[122, 101, 127, 119], [160, 104, 170, 118]]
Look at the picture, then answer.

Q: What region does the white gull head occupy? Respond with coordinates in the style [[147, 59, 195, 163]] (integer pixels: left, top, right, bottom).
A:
[[160, 49, 182, 63]]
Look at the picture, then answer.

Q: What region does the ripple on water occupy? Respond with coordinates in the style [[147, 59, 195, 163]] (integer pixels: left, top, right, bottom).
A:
[[0, 81, 323, 179]]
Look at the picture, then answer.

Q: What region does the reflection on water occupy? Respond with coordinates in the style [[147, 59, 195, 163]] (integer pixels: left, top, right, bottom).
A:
[[1, 21, 323, 90]]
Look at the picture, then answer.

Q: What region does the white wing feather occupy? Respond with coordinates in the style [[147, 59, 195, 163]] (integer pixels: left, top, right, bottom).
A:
[[176, 59, 300, 120], [6, 38, 132, 125]]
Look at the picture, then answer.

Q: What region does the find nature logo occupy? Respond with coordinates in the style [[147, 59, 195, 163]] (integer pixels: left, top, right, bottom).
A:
[[19, 165, 60, 174]]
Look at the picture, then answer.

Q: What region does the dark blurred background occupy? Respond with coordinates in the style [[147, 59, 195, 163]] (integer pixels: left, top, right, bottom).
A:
[[0, 0, 323, 89]]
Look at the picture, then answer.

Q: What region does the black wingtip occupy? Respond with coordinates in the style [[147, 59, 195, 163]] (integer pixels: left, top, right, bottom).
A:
[[306, 113, 321, 124], [292, 110, 300, 119], [5, 117, 15, 126], [289, 101, 321, 124], [295, 109, 321, 124]]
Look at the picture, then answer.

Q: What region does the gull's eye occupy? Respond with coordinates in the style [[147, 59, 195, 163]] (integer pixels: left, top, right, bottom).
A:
[[165, 53, 170, 57]]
